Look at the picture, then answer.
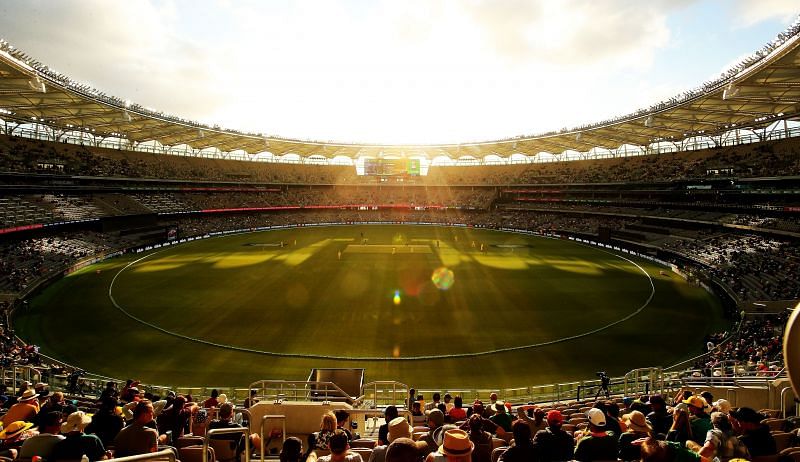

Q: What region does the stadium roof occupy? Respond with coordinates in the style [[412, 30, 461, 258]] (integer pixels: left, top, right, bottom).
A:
[[0, 22, 799, 160]]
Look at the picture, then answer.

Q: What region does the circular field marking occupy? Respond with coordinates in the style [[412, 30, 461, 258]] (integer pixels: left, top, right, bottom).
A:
[[108, 228, 655, 361]]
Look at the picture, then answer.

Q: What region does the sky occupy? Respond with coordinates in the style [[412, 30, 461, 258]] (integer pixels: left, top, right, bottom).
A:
[[0, 0, 797, 145]]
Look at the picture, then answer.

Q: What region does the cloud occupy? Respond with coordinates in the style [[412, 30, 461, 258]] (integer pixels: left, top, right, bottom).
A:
[[731, 0, 798, 28]]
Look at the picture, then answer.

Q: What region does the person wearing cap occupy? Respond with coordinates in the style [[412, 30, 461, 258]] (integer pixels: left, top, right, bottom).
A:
[[18, 411, 64, 461], [1, 389, 39, 427], [497, 420, 535, 462], [618, 410, 652, 461], [318, 429, 363, 462], [532, 410, 574, 462], [425, 428, 473, 462], [683, 396, 712, 445], [728, 407, 777, 457], [368, 417, 412, 462], [697, 412, 749, 461], [646, 395, 672, 438], [113, 400, 159, 457], [573, 408, 617, 462], [51, 411, 108, 461]]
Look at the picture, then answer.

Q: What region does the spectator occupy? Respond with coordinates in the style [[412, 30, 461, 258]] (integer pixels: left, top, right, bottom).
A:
[[18, 411, 64, 461], [318, 429, 362, 462], [208, 402, 261, 459], [385, 438, 423, 462], [448, 397, 467, 423], [488, 402, 512, 434], [0, 421, 37, 458], [729, 407, 777, 457], [85, 396, 125, 447], [646, 394, 672, 438], [51, 411, 108, 461], [425, 428, 473, 462], [279, 436, 307, 462], [314, 411, 339, 451], [113, 400, 158, 457], [683, 396, 712, 445], [517, 405, 547, 435], [203, 389, 220, 408], [532, 410, 574, 462], [420, 409, 445, 457], [466, 414, 492, 462], [618, 411, 652, 461], [378, 406, 399, 446], [499, 420, 537, 462], [368, 417, 412, 462], [574, 408, 617, 462], [698, 412, 749, 461], [666, 407, 693, 446], [1, 389, 39, 427]]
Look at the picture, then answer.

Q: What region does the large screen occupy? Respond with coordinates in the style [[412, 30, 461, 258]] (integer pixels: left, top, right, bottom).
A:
[[363, 158, 420, 176]]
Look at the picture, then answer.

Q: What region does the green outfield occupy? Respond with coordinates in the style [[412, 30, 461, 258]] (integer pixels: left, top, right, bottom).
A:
[[15, 225, 726, 389]]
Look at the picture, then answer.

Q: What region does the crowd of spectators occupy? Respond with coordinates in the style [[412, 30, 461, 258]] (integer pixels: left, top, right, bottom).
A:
[[3, 134, 800, 186], [696, 311, 788, 376]]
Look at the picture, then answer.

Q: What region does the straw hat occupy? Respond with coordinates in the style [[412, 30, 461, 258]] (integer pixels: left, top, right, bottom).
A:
[[18, 389, 38, 402], [61, 411, 92, 433], [622, 410, 652, 433], [0, 421, 34, 440], [438, 429, 474, 457], [388, 417, 412, 442]]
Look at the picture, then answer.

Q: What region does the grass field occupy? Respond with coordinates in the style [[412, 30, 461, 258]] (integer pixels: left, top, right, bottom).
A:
[[15, 225, 726, 389]]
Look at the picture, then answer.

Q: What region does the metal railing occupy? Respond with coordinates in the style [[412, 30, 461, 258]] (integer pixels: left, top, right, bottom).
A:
[[248, 380, 353, 405], [204, 427, 250, 462], [257, 414, 286, 462], [114, 449, 176, 462]]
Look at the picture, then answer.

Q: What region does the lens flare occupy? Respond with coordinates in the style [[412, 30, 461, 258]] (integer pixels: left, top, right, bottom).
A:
[[431, 267, 455, 290], [393, 290, 402, 305]]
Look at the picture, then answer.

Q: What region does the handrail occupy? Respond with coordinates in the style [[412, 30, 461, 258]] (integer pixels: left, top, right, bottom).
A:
[[112, 449, 176, 462], [258, 414, 286, 462], [779, 386, 797, 418], [248, 380, 353, 404], [204, 427, 250, 462]]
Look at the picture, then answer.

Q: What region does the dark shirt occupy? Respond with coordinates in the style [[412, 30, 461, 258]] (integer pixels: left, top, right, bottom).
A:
[[86, 412, 125, 447], [533, 427, 575, 462], [377, 423, 389, 445], [618, 431, 649, 461], [739, 424, 777, 457], [647, 410, 672, 437], [51, 433, 105, 462], [208, 419, 247, 455], [499, 443, 538, 462], [574, 431, 618, 462]]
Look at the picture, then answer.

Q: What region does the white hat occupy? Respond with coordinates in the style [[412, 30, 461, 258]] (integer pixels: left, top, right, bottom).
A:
[[586, 408, 606, 427], [61, 411, 91, 433]]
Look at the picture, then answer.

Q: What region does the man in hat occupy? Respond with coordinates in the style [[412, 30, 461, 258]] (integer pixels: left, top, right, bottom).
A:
[[646, 395, 671, 438], [532, 410, 574, 462], [51, 411, 107, 461], [318, 429, 363, 462], [0, 421, 37, 458], [683, 396, 712, 445], [114, 400, 158, 457], [369, 417, 413, 462], [574, 408, 617, 462], [618, 410, 652, 461], [488, 402, 512, 434], [729, 407, 777, 457], [18, 411, 64, 461], [1, 389, 39, 427], [425, 428, 473, 462]]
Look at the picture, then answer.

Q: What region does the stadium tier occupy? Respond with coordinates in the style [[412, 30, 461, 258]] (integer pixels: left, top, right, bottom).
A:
[[1, 17, 800, 462]]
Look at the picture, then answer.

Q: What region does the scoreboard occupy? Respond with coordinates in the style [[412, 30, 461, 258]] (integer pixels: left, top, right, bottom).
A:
[[363, 158, 420, 176]]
